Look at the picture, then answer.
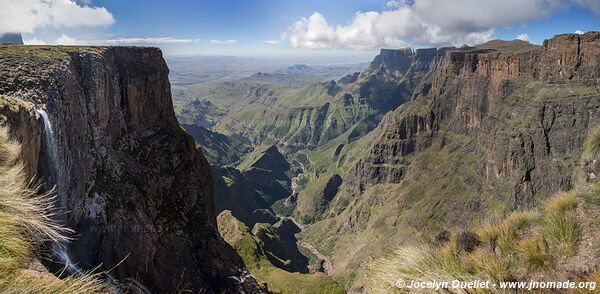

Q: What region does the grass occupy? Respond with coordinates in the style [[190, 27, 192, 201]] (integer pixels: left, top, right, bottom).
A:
[[518, 234, 551, 271], [366, 189, 589, 293], [217, 210, 344, 294], [544, 191, 579, 215], [542, 213, 580, 257], [585, 127, 600, 158], [0, 127, 108, 293]]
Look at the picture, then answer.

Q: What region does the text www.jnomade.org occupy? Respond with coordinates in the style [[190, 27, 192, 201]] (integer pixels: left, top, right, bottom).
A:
[[396, 279, 597, 291]]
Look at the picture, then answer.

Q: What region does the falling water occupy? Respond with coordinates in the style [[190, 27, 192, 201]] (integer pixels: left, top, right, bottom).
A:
[[37, 108, 83, 276]]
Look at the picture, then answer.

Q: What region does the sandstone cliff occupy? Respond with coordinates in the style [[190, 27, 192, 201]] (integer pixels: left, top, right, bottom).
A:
[[0, 46, 263, 293]]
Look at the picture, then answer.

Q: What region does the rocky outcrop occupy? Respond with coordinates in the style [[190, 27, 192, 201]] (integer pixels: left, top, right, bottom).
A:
[[0, 96, 42, 178], [348, 32, 600, 209], [0, 46, 262, 293], [240, 145, 293, 204], [370, 48, 414, 72], [539, 32, 600, 83], [212, 166, 274, 228]]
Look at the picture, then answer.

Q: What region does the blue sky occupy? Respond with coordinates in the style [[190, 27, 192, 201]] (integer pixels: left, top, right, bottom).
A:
[[2, 0, 599, 59]]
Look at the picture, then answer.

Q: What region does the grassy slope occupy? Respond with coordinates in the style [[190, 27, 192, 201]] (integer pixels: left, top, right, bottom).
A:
[[0, 126, 107, 293], [362, 127, 600, 293], [366, 188, 600, 293], [295, 80, 600, 290], [217, 211, 344, 294]]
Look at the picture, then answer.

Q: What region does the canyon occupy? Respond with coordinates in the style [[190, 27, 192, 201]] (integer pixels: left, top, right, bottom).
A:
[[176, 32, 600, 292], [0, 31, 599, 293]]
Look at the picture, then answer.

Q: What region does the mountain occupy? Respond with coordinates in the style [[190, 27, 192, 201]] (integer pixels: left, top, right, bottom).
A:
[[0, 45, 264, 293], [238, 145, 295, 204], [182, 123, 250, 166], [0, 33, 23, 45], [217, 211, 344, 294], [295, 32, 600, 290]]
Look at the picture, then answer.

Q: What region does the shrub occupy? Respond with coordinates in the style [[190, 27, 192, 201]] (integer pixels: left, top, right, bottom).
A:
[[456, 231, 481, 253]]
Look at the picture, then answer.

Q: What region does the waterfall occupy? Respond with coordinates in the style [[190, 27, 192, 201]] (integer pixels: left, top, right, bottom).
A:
[[37, 108, 83, 277]]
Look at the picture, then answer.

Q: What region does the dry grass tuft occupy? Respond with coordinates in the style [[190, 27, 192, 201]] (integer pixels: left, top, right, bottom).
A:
[[0, 126, 108, 293]]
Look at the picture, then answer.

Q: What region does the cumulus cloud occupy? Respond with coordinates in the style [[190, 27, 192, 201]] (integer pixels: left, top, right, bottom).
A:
[[575, 29, 585, 34], [55, 33, 79, 44], [209, 39, 238, 45], [285, 0, 591, 50], [0, 0, 115, 35], [516, 33, 530, 41]]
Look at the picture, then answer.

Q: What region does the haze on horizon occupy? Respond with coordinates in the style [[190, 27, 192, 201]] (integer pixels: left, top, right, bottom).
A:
[[1, 0, 599, 62]]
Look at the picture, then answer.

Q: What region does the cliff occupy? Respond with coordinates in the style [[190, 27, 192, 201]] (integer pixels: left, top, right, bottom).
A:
[[348, 33, 600, 208], [0, 46, 263, 293], [369, 48, 414, 72], [294, 32, 600, 290]]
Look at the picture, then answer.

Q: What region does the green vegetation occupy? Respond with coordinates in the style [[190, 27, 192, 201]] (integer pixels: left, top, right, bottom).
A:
[[181, 124, 250, 166], [217, 211, 344, 294], [0, 127, 108, 293], [365, 188, 593, 293], [585, 127, 600, 158]]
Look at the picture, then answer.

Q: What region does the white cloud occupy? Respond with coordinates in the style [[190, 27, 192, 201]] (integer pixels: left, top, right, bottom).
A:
[[285, 0, 589, 50], [575, 29, 585, 34], [24, 37, 46, 45], [385, 0, 404, 8], [51, 34, 201, 45], [575, 0, 600, 14], [209, 39, 238, 45], [0, 0, 115, 35], [55, 33, 79, 44], [262, 40, 281, 45], [516, 33, 529, 41], [95, 37, 201, 44]]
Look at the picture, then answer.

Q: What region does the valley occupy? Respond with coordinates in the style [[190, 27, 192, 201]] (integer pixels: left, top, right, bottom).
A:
[[2, 1, 600, 293], [173, 32, 600, 293], [0, 31, 599, 294]]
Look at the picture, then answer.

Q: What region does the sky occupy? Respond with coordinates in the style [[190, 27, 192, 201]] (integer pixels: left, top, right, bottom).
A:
[[1, 0, 599, 60]]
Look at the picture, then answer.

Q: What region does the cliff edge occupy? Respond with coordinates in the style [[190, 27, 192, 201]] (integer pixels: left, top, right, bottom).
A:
[[0, 46, 263, 293]]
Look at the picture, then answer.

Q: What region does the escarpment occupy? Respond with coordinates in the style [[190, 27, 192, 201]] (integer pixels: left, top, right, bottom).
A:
[[348, 32, 600, 209], [0, 46, 263, 293]]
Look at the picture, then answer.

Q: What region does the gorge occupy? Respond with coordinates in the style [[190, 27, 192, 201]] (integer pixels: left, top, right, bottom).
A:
[[0, 31, 600, 294], [0, 46, 264, 293]]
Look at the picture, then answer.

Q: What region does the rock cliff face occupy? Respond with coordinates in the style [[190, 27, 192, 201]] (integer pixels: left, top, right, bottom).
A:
[[349, 32, 600, 208], [293, 33, 600, 291], [0, 46, 262, 293], [0, 96, 42, 177], [370, 48, 414, 72]]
